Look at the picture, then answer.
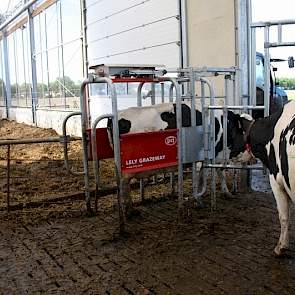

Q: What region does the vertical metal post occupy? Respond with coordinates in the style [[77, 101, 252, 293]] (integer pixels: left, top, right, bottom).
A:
[[223, 75, 230, 164], [161, 82, 165, 103], [151, 83, 156, 105], [38, 14, 45, 103], [3, 32, 11, 118], [13, 33, 20, 105], [250, 27, 256, 108], [264, 25, 270, 117], [44, 11, 51, 108], [58, 1, 66, 108], [178, 0, 189, 68], [28, 6, 38, 123], [278, 24, 282, 44], [80, 79, 91, 211], [0, 45, 5, 107], [80, 0, 89, 78], [108, 77, 126, 232], [21, 28, 28, 101], [137, 82, 145, 107], [201, 80, 208, 162], [168, 77, 184, 219], [169, 83, 174, 102], [247, 0, 254, 108], [189, 69, 198, 200], [201, 78, 216, 211], [137, 82, 144, 200], [6, 144, 11, 212]]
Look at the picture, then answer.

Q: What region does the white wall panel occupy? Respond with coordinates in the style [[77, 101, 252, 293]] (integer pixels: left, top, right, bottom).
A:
[[86, 0, 180, 68]]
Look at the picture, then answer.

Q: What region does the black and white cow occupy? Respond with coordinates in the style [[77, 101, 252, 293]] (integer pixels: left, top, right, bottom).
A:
[[231, 100, 295, 256], [108, 102, 244, 215]]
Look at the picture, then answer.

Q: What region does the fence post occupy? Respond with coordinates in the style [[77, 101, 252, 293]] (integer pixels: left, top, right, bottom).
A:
[[6, 144, 11, 212]]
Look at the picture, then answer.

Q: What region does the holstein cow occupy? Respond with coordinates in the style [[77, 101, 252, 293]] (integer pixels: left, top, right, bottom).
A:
[[108, 102, 244, 216], [232, 100, 295, 256]]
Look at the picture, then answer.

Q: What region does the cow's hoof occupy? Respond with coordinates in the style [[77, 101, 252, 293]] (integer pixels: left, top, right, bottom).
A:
[[274, 246, 289, 257]]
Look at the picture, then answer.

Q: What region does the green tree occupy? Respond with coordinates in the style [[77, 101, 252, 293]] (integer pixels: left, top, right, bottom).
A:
[[277, 77, 295, 90], [50, 76, 77, 97]]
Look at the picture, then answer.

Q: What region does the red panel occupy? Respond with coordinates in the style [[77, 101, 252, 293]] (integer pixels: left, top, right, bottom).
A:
[[86, 128, 114, 160], [120, 129, 178, 174]]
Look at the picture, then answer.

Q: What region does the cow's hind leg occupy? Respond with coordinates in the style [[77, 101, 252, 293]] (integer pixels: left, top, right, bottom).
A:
[[270, 176, 290, 256]]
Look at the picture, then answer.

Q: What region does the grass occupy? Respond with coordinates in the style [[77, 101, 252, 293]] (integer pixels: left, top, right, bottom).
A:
[[286, 90, 295, 100]]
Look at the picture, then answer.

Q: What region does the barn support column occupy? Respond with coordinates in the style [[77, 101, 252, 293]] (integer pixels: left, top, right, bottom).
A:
[[3, 32, 11, 119], [178, 0, 189, 68], [28, 6, 38, 124]]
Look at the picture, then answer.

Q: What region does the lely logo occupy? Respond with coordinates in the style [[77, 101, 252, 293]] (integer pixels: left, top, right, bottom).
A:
[[165, 136, 177, 146]]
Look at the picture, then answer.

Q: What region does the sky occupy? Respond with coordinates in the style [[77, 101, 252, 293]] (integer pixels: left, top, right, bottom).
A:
[[252, 0, 295, 78], [0, 0, 295, 77]]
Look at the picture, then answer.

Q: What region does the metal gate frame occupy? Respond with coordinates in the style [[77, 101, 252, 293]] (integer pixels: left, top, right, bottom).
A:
[[250, 18, 295, 117]]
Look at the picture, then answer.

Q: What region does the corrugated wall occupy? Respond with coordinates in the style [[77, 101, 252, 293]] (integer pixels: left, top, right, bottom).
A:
[[86, 0, 181, 68]]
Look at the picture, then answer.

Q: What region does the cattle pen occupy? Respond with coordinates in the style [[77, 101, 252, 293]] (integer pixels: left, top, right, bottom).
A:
[[78, 64, 265, 231]]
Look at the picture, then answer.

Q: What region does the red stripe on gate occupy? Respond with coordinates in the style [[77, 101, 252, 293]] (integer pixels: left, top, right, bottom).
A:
[[86, 128, 114, 160], [120, 129, 178, 174]]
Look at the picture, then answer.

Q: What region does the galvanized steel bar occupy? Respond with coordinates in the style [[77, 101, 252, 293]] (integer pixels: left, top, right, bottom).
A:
[[6, 145, 10, 212], [28, 6, 38, 122], [266, 41, 295, 48], [278, 24, 282, 44], [166, 77, 184, 216], [169, 83, 174, 102], [192, 80, 207, 201], [80, 0, 89, 77], [189, 69, 199, 200], [80, 78, 92, 208], [0, 136, 72, 146], [264, 25, 270, 117], [207, 105, 264, 110], [251, 19, 295, 27], [200, 77, 216, 211], [179, 0, 189, 68], [151, 83, 156, 105], [206, 163, 264, 170], [2, 34, 11, 117], [177, 67, 237, 74], [250, 27, 256, 108], [62, 111, 83, 176], [137, 82, 145, 106], [223, 76, 230, 164], [161, 82, 165, 103], [136, 82, 145, 199]]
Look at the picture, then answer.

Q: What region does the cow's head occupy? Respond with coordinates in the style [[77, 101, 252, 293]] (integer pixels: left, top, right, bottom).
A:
[[227, 112, 255, 160]]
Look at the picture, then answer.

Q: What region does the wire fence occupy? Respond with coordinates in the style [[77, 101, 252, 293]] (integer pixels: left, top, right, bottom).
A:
[[0, 139, 92, 211]]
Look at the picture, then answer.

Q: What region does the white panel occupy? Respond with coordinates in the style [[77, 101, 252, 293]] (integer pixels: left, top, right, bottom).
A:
[[86, 0, 180, 68]]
